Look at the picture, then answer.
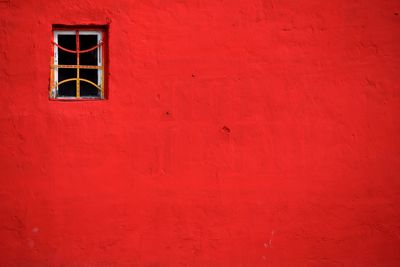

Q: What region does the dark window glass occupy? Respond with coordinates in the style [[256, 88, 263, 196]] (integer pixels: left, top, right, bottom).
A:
[[80, 34, 97, 50], [80, 69, 99, 97], [58, 34, 76, 65], [80, 35, 98, 66], [58, 68, 77, 97]]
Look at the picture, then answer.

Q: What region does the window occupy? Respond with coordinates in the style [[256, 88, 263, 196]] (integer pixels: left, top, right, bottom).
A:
[[50, 27, 106, 100]]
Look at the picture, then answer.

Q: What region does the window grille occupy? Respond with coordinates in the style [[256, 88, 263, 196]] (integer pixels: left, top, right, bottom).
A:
[[50, 28, 106, 100]]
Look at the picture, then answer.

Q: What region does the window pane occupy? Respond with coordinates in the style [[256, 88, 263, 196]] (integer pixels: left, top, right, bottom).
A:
[[80, 34, 98, 50], [80, 35, 98, 66], [57, 34, 77, 65], [80, 69, 100, 97], [58, 68, 76, 97], [80, 49, 98, 65]]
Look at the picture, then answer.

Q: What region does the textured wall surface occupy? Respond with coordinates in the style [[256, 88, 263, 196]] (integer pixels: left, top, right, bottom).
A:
[[1, 0, 400, 266]]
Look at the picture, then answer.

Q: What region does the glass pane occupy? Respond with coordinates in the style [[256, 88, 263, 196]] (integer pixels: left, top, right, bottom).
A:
[[57, 34, 77, 65], [80, 35, 98, 66], [80, 69, 100, 97], [80, 34, 98, 50], [58, 68, 77, 97]]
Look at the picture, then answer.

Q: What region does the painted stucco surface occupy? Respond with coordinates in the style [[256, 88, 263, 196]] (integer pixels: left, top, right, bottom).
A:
[[1, 0, 400, 266]]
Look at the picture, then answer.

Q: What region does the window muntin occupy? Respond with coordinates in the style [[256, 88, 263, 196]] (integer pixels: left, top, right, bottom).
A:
[[50, 29, 105, 100]]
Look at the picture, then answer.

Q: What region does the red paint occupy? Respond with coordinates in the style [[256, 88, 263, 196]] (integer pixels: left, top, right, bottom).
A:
[[1, 0, 400, 266]]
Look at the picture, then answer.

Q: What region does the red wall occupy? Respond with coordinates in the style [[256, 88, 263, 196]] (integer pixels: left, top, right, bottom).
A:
[[1, 0, 400, 266]]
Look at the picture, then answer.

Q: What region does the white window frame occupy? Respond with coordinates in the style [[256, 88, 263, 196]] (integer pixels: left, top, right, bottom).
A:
[[52, 30, 103, 99]]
